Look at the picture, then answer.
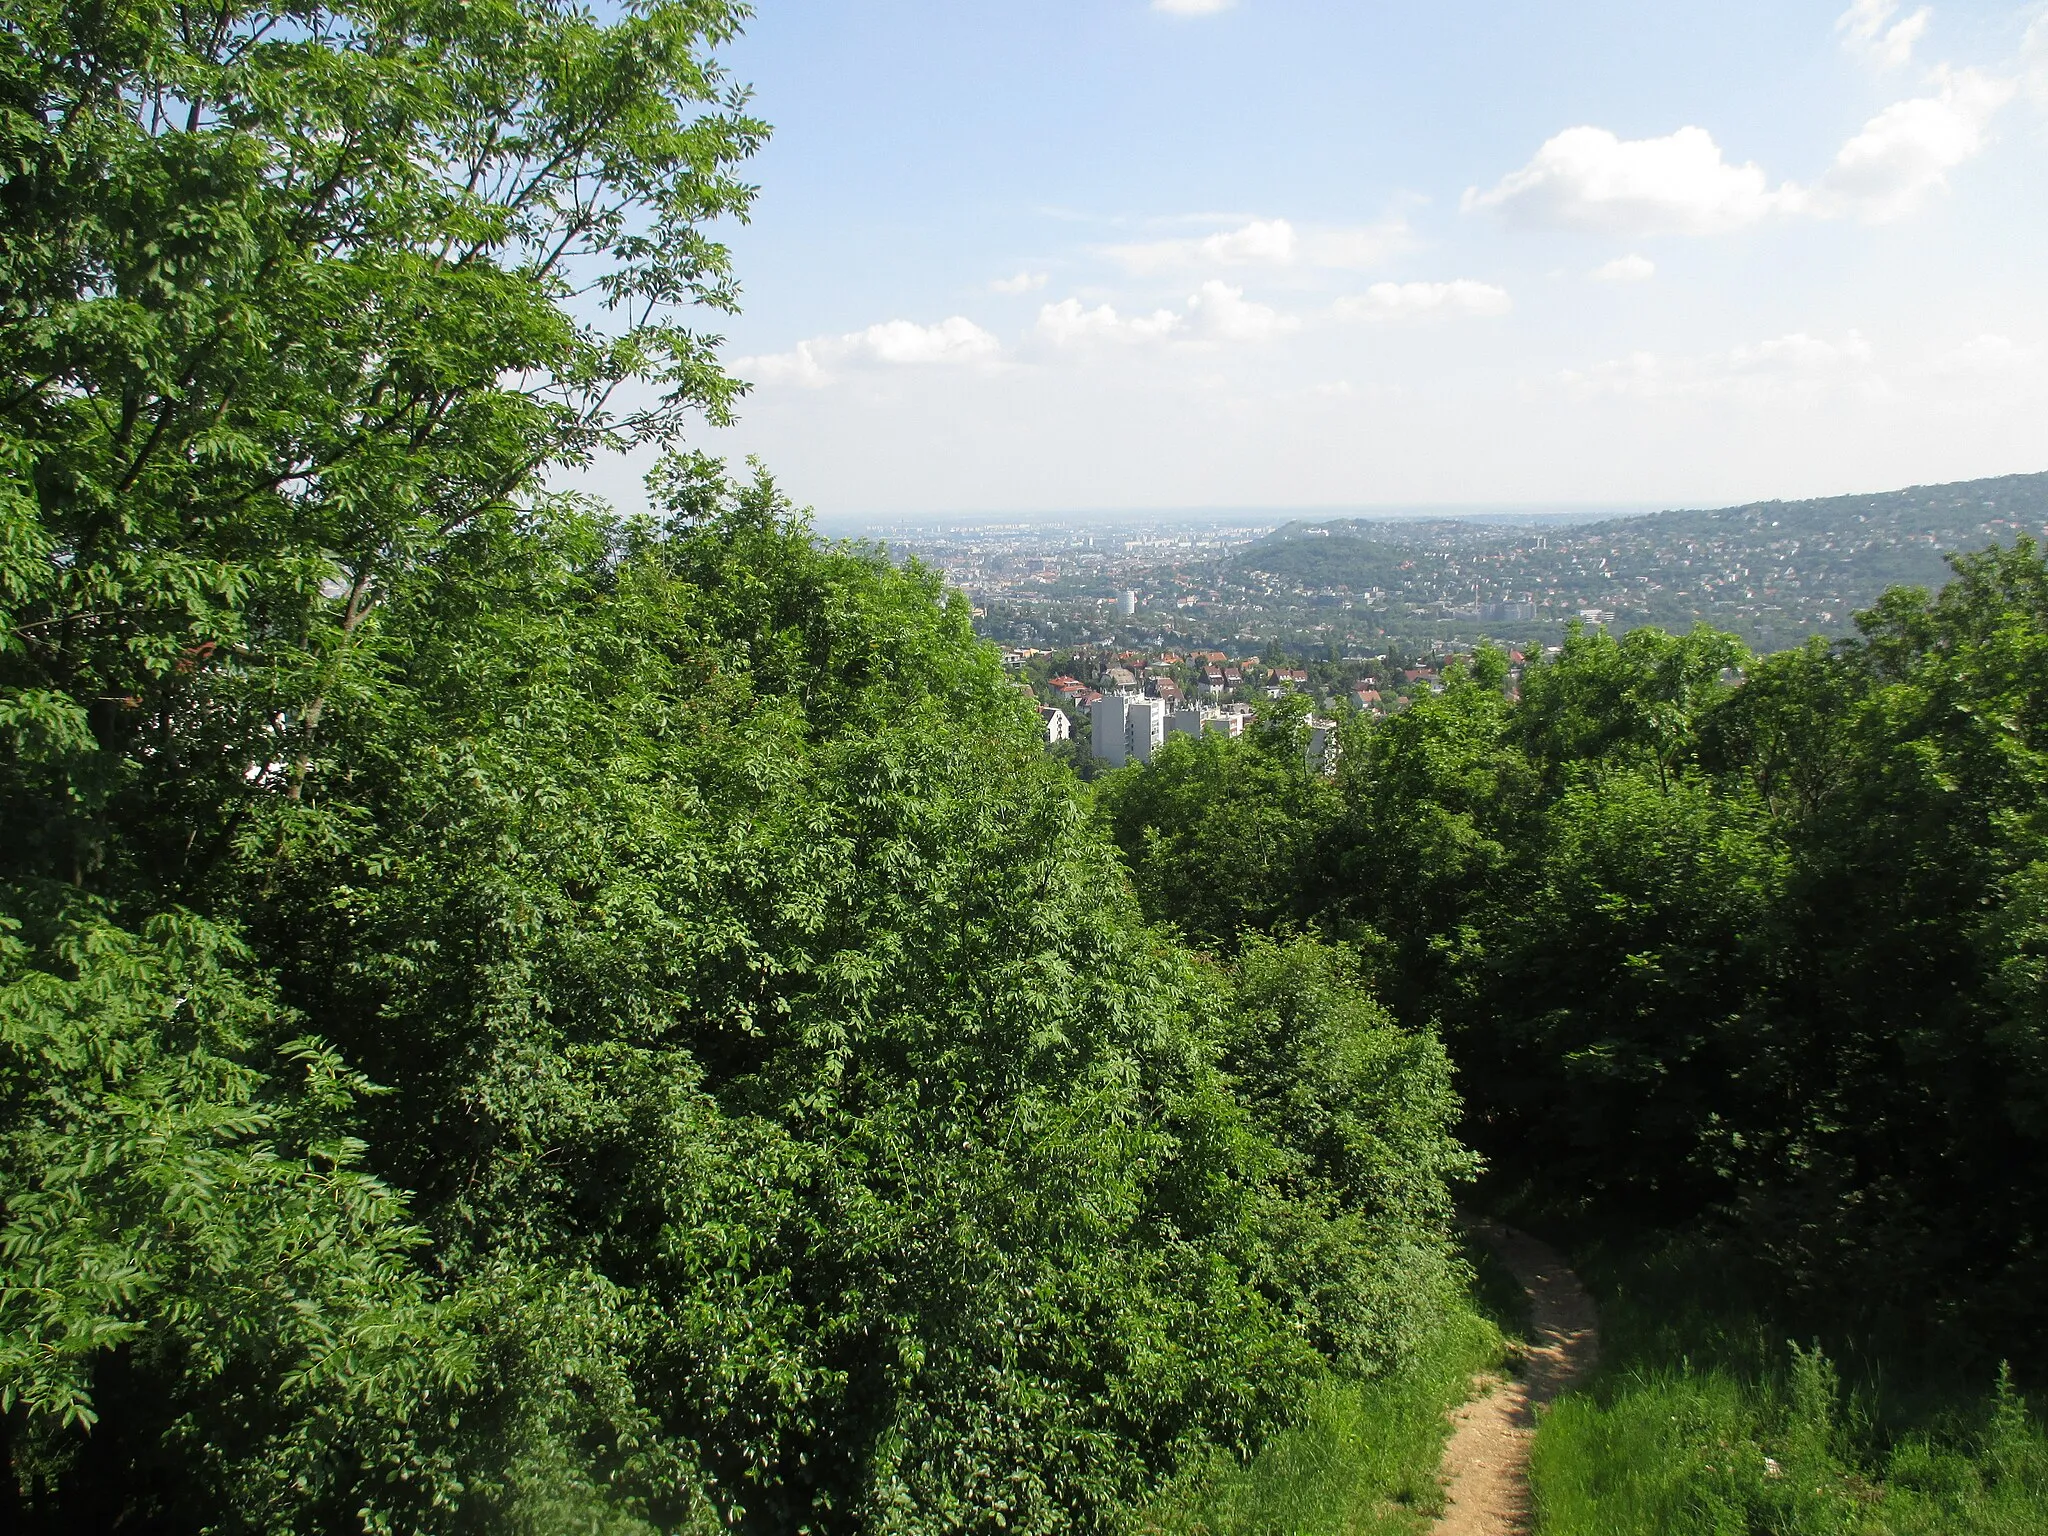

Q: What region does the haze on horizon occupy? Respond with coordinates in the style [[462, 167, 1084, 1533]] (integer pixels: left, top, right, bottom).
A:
[[573, 0, 2048, 521]]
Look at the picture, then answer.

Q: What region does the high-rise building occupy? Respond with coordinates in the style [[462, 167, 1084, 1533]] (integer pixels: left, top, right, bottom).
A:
[[1126, 696, 1166, 764], [1089, 693, 1128, 767], [1116, 589, 1137, 617], [1091, 693, 1167, 765]]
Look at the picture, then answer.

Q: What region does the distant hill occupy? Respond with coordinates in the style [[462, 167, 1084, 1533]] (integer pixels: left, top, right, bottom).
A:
[[1226, 472, 2048, 649]]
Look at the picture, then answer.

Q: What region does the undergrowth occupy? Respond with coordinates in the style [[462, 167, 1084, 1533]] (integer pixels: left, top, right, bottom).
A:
[[1527, 1233, 2048, 1535], [1146, 1236, 1519, 1536]]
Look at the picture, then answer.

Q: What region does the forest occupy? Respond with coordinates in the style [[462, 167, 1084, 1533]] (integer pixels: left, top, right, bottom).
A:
[[2, 0, 2045, 1532]]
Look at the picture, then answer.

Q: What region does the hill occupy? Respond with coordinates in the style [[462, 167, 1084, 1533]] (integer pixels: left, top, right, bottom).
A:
[[1228, 472, 2048, 649]]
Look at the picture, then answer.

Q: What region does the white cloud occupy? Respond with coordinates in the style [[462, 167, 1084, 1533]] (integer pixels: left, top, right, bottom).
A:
[[1591, 254, 1657, 283], [1152, 0, 1235, 13], [742, 342, 833, 389], [1464, 125, 1795, 236], [2027, 9, 2048, 105], [990, 270, 1048, 294], [1561, 330, 1881, 404], [1185, 281, 1297, 341], [1104, 218, 1297, 274], [1300, 219, 1416, 269], [741, 316, 1000, 387], [1332, 280, 1512, 321], [1810, 68, 2014, 219], [1838, 0, 1932, 69], [1472, 68, 2012, 237], [1928, 333, 2036, 375], [1100, 216, 1410, 275], [854, 317, 1001, 365], [1034, 298, 1183, 346]]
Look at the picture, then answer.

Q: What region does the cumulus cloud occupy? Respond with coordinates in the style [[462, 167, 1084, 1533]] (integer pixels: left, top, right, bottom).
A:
[[1152, 0, 1235, 13], [1034, 298, 1182, 346], [1463, 125, 1796, 236], [1811, 68, 2015, 219], [1101, 216, 1410, 275], [1592, 254, 1657, 282], [741, 316, 1000, 387], [1561, 330, 1881, 404], [1928, 332, 2037, 375], [1332, 280, 1513, 321], [1185, 281, 1297, 341], [1473, 66, 2012, 237], [1104, 218, 1297, 274], [990, 270, 1048, 294], [1838, 0, 1932, 68]]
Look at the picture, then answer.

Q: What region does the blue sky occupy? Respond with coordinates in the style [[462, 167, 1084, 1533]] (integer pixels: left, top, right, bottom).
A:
[[587, 1, 2048, 516]]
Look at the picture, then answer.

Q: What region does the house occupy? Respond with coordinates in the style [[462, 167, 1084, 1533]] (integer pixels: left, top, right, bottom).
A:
[[1037, 705, 1070, 745], [1101, 666, 1139, 694]]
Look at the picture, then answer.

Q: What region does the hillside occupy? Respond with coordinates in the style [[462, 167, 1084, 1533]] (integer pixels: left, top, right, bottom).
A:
[[1229, 472, 2048, 649]]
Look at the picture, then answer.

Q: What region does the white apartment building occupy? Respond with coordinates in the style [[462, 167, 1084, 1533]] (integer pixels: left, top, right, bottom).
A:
[[1090, 693, 1128, 767], [1091, 693, 1166, 766], [1167, 704, 1249, 741], [1038, 704, 1071, 745]]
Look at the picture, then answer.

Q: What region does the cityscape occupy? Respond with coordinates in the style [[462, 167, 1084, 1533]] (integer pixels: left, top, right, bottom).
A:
[[874, 472, 2048, 661]]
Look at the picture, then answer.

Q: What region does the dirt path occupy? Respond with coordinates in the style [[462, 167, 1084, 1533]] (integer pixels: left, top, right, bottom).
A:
[[1431, 1221, 1599, 1536]]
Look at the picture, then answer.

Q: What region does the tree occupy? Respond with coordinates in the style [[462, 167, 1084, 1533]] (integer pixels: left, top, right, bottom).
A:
[[1, 0, 763, 897]]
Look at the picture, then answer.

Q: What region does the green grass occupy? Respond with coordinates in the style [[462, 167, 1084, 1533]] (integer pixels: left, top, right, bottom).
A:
[[1146, 1238, 1521, 1536], [1526, 1235, 2048, 1536]]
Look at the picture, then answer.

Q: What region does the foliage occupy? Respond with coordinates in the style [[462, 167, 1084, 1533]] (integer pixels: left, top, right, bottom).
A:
[[1093, 704, 1344, 952], [1100, 562, 2048, 1358], [0, 0, 1477, 1527], [1145, 1300, 1503, 1536], [1527, 1236, 2048, 1536]]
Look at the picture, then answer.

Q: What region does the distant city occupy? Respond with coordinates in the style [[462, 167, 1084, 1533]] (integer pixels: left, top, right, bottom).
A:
[[862, 472, 2048, 660]]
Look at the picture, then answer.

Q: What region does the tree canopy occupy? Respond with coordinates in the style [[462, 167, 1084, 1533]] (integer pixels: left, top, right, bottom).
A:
[[0, 3, 1476, 1528]]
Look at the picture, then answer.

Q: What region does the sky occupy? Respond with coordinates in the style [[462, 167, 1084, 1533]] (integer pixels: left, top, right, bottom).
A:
[[573, 0, 2048, 518]]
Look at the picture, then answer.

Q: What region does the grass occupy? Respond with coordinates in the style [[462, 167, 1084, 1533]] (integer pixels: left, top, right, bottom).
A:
[[1525, 1232, 2048, 1536], [1144, 1235, 1522, 1536]]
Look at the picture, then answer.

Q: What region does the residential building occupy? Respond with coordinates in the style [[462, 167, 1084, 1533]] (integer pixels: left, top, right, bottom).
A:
[[1038, 705, 1070, 745], [1090, 693, 1128, 768], [1307, 716, 1341, 772], [1126, 696, 1166, 763], [1091, 693, 1166, 765]]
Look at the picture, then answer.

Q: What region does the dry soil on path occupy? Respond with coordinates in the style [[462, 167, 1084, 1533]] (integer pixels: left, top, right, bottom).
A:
[[1431, 1222, 1599, 1536]]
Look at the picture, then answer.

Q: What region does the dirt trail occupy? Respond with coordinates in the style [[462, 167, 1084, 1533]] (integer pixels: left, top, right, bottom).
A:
[[1431, 1221, 1599, 1536]]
